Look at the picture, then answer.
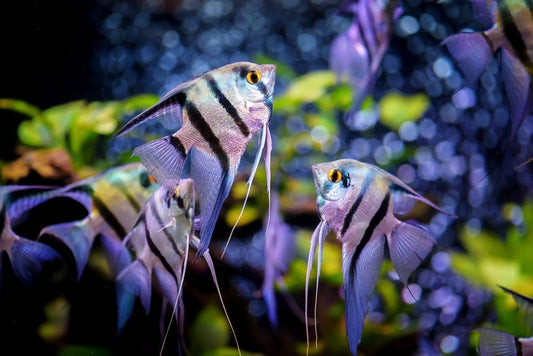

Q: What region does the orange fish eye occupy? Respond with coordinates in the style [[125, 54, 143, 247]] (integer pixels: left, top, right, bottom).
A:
[[327, 169, 342, 183], [246, 70, 261, 84]]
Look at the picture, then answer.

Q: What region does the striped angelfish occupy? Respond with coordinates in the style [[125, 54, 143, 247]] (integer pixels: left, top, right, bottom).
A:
[[478, 286, 533, 356], [444, 0, 533, 149], [115, 62, 276, 259], [0, 186, 59, 287], [39, 163, 158, 279], [307, 159, 452, 355], [117, 180, 240, 354]]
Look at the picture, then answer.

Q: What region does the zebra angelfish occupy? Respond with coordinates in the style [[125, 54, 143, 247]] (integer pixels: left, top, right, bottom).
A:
[[115, 62, 276, 259], [307, 159, 452, 355]]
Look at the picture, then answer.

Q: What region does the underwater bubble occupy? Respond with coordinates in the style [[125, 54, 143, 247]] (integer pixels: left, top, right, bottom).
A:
[[105, 12, 122, 31], [430, 213, 449, 237], [311, 125, 329, 144], [402, 284, 422, 304], [429, 287, 452, 308], [420, 13, 437, 32], [433, 57, 452, 79], [431, 252, 450, 273], [397, 164, 416, 184], [202, 0, 231, 18], [493, 108, 509, 128], [419, 118, 437, 139], [159, 51, 178, 71], [348, 109, 379, 131], [398, 15, 420, 36], [442, 295, 462, 315], [248, 299, 266, 318], [468, 188, 484, 208], [474, 108, 491, 128], [386, 72, 404, 88], [383, 54, 402, 72], [440, 335, 459, 354], [162, 30, 180, 48], [374, 145, 392, 166], [452, 87, 476, 109], [465, 218, 482, 235], [407, 35, 426, 55], [418, 161, 440, 181], [445, 71, 463, 90], [409, 69, 427, 89], [297, 33, 317, 52], [446, 156, 467, 177], [435, 140, 454, 162], [467, 289, 485, 308], [415, 147, 433, 164], [425, 80, 443, 97], [399, 121, 419, 142], [483, 129, 498, 148], [509, 205, 524, 225], [440, 103, 458, 123], [419, 312, 437, 330]]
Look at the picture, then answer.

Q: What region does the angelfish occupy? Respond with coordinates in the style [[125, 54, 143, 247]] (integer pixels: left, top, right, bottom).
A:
[[307, 159, 451, 355], [117, 180, 240, 353], [478, 286, 533, 356], [115, 62, 276, 258]]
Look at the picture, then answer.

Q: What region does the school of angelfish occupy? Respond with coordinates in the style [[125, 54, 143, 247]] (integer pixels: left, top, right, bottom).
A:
[[2, 0, 533, 355]]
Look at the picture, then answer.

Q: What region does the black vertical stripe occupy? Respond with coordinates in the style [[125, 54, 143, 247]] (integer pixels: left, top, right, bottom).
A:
[[352, 192, 390, 266], [149, 200, 183, 259], [499, 1, 533, 69], [341, 173, 375, 236], [185, 102, 230, 170], [205, 75, 250, 137], [144, 220, 178, 284], [112, 177, 142, 213], [168, 135, 186, 158], [93, 195, 127, 238], [515, 335, 523, 355]]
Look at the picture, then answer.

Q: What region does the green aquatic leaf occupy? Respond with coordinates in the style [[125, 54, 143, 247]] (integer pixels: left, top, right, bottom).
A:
[[282, 71, 337, 103], [203, 348, 261, 356], [0, 98, 42, 118], [459, 227, 510, 260], [42, 101, 85, 143], [120, 94, 159, 113], [379, 92, 429, 130], [190, 305, 231, 355], [225, 204, 260, 227], [57, 345, 112, 356], [18, 120, 52, 147]]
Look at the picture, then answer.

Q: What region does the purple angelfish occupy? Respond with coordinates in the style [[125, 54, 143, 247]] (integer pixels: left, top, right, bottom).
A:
[[117, 180, 240, 354], [478, 286, 533, 356], [115, 62, 276, 259], [443, 0, 533, 150], [307, 159, 452, 355], [0, 186, 59, 287], [330, 0, 402, 115], [260, 190, 295, 327]]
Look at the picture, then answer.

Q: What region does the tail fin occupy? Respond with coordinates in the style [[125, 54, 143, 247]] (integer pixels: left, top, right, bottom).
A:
[[39, 220, 94, 280], [343, 235, 385, 355], [477, 328, 518, 356], [9, 238, 59, 287], [117, 260, 152, 313], [387, 220, 435, 285], [442, 32, 493, 84]]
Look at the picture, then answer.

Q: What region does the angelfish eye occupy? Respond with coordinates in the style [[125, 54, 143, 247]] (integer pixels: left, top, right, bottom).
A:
[[246, 70, 261, 84], [327, 169, 342, 183]]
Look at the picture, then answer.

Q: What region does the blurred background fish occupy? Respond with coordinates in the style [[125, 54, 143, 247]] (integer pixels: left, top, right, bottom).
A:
[[443, 0, 533, 157], [330, 0, 402, 115], [308, 158, 451, 355], [477, 286, 533, 356], [0, 186, 59, 287], [115, 62, 276, 260]]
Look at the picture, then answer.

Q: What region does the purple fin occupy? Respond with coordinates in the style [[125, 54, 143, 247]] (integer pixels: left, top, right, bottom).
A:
[[344, 235, 385, 354], [40, 220, 94, 280], [153, 268, 178, 311], [477, 328, 517, 356], [190, 147, 236, 258], [501, 48, 532, 149], [470, 0, 496, 29], [134, 135, 187, 190], [442, 32, 493, 84], [117, 260, 152, 313], [116, 281, 136, 333], [9, 238, 59, 287], [387, 220, 435, 285]]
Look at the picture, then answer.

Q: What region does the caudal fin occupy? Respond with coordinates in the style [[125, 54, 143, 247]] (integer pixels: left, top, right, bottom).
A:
[[387, 220, 435, 285], [9, 238, 60, 287], [477, 328, 518, 356], [40, 220, 94, 280], [117, 260, 152, 313], [442, 32, 493, 85]]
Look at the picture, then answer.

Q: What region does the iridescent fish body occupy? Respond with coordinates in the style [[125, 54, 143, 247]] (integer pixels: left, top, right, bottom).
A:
[[39, 163, 158, 279], [443, 0, 533, 149], [0, 186, 59, 287], [330, 0, 402, 115], [115, 62, 276, 258], [307, 159, 451, 355], [478, 286, 533, 356], [117, 180, 240, 353], [260, 190, 295, 327]]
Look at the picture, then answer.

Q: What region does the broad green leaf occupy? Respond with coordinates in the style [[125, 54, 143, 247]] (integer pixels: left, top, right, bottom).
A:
[[0, 98, 42, 118], [18, 120, 52, 147], [190, 305, 231, 355], [42, 101, 85, 141], [120, 94, 159, 113], [224, 204, 260, 227], [459, 227, 509, 260], [451, 253, 483, 283], [479, 258, 520, 289], [283, 71, 337, 103], [379, 92, 429, 130]]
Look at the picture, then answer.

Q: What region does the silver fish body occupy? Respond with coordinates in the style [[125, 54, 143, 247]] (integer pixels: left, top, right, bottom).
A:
[[115, 62, 276, 259], [308, 158, 450, 355]]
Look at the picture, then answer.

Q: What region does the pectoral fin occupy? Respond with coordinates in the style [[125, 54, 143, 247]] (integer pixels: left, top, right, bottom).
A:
[[477, 328, 518, 356], [116, 260, 152, 313]]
